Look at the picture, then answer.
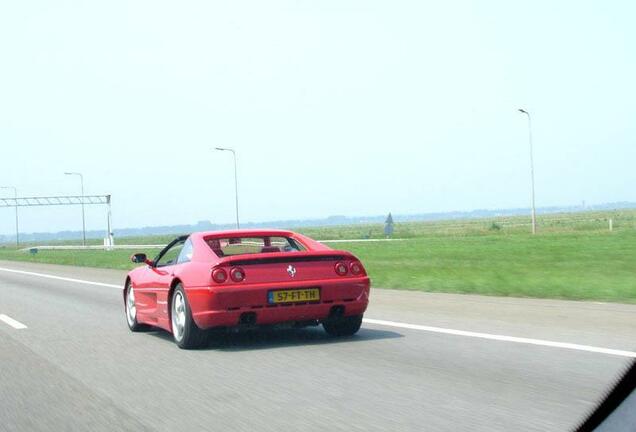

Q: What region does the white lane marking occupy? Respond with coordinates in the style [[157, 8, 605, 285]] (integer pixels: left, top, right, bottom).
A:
[[0, 267, 121, 289], [363, 318, 636, 358], [0, 314, 28, 329], [1, 266, 634, 358]]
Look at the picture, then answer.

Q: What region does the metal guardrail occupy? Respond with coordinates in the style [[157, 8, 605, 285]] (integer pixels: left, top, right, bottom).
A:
[[20, 244, 165, 251], [19, 238, 407, 251]]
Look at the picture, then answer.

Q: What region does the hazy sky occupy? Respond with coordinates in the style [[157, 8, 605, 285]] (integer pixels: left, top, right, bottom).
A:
[[1, 1, 634, 236]]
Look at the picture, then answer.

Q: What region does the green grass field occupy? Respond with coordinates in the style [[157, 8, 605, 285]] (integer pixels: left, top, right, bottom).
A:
[[336, 231, 636, 302], [1, 210, 635, 303]]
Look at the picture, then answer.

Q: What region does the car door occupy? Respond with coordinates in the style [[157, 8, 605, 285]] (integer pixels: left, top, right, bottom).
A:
[[135, 237, 187, 323], [155, 238, 194, 323]]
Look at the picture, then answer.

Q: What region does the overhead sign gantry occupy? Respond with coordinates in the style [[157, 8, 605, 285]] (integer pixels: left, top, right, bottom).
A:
[[0, 194, 114, 248]]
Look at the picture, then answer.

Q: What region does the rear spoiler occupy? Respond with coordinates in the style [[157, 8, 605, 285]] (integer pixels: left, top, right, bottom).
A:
[[216, 250, 353, 267]]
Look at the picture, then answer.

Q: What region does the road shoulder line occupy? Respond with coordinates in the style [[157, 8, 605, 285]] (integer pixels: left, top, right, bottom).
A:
[[363, 318, 636, 358], [0, 266, 121, 289]]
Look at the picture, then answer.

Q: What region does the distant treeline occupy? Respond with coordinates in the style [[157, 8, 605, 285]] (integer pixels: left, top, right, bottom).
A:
[[1, 201, 634, 244]]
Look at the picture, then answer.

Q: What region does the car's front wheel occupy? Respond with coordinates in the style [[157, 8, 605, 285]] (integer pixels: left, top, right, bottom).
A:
[[125, 281, 147, 332], [323, 314, 363, 337], [170, 284, 207, 349]]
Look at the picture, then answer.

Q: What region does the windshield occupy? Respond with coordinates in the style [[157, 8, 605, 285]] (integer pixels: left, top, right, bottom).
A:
[[205, 236, 305, 257]]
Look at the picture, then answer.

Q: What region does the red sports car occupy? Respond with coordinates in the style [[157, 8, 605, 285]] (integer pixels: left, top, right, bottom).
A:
[[124, 229, 371, 348]]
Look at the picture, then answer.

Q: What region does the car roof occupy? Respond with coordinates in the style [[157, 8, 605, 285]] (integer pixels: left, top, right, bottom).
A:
[[190, 229, 296, 239]]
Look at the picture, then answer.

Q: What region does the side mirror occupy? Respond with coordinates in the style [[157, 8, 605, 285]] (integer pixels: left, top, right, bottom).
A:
[[131, 253, 152, 265]]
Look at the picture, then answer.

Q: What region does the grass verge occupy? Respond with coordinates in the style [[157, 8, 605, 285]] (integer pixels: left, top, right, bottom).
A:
[[0, 227, 634, 303]]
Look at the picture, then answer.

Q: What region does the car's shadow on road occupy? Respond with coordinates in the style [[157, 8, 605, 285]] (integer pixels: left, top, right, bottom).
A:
[[147, 326, 403, 352]]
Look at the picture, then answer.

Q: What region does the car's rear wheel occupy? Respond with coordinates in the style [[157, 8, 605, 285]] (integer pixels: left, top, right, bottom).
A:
[[323, 314, 363, 337], [170, 284, 207, 349], [125, 281, 147, 332]]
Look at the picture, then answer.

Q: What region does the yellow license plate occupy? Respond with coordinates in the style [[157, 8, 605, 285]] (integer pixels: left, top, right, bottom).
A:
[[268, 288, 320, 304]]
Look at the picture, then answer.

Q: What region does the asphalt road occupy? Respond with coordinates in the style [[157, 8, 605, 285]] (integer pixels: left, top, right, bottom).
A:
[[1, 260, 635, 432]]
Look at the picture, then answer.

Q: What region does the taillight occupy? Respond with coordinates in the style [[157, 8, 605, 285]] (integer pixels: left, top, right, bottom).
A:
[[335, 261, 348, 276], [212, 268, 228, 284], [230, 267, 245, 282], [350, 261, 363, 275]]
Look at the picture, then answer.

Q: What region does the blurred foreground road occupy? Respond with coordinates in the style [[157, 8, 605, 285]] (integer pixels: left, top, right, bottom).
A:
[[1, 260, 635, 431]]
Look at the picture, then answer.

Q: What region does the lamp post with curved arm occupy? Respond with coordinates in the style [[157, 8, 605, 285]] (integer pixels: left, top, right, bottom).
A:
[[0, 186, 19, 246], [64, 172, 87, 245], [518, 108, 537, 235], [214, 148, 240, 229]]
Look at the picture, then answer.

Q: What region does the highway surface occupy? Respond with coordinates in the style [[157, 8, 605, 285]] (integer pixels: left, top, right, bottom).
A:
[[1, 260, 635, 431]]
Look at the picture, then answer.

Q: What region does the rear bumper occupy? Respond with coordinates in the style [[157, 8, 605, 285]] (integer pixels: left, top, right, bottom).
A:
[[188, 277, 370, 329]]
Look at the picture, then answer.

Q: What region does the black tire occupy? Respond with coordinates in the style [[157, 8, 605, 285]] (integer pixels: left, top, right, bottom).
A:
[[323, 314, 363, 337], [170, 284, 207, 349], [125, 281, 149, 332]]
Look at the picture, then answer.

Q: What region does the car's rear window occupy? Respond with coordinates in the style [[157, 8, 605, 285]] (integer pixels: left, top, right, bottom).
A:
[[205, 236, 306, 257]]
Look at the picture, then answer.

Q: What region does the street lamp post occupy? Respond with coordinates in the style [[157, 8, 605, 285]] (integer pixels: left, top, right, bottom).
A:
[[518, 109, 537, 235], [214, 147, 240, 229], [64, 172, 87, 246], [0, 186, 19, 246]]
